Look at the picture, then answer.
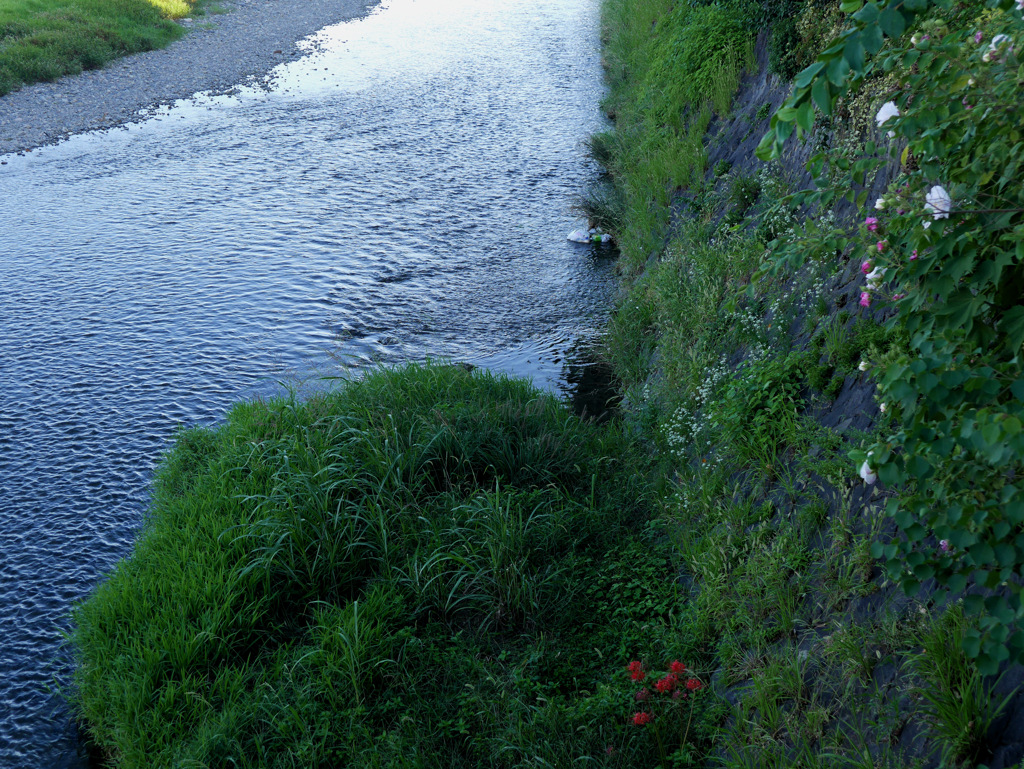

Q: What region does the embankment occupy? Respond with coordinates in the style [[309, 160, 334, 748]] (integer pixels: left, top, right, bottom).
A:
[[594, 0, 1024, 764]]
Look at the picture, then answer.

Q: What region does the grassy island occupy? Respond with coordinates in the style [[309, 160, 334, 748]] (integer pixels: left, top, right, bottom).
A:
[[71, 364, 719, 767]]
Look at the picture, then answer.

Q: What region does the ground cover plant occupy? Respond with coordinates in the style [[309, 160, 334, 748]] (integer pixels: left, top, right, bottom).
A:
[[69, 363, 730, 767], [0, 0, 193, 96]]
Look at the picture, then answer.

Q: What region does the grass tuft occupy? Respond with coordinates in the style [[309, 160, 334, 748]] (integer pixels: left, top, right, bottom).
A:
[[0, 0, 197, 96]]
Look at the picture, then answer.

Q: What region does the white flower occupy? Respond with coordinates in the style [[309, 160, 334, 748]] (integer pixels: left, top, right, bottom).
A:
[[859, 360, 870, 372], [866, 266, 886, 290], [925, 185, 952, 221], [880, 402, 888, 413], [1017, 0, 1023, 11], [990, 34, 1011, 51], [911, 34, 920, 45], [875, 101, 900, 133], [859, 459, 877, 485], [968, 77, 976, 86], [874, 197, 886, 210], [983, 50, 993, 62]]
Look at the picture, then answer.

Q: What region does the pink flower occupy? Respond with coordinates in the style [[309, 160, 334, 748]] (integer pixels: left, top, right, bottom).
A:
[[635, 688, 651, 701], [860, 292, 872, 308], [876, 240, 886, 252], [910, 250, 918, 260], [865, 217, 880, 232], [975, 31, 984, 44], [861, 260, 873, 274], [894, 293, 906, 300], [940, 539, 951, 552]]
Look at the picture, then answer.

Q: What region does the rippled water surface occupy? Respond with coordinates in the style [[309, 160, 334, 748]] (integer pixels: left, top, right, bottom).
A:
[[0, 0, 613, 764]]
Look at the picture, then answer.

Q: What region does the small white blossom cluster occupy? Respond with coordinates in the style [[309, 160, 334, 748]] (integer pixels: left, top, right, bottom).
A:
[[664, 355, 732, 469]]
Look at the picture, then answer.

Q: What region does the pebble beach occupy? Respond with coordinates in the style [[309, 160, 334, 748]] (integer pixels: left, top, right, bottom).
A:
[[0, 0, 377, 156]]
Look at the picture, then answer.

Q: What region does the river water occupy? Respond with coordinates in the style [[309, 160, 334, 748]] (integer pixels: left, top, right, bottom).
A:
[[0, 0, 613, 764]]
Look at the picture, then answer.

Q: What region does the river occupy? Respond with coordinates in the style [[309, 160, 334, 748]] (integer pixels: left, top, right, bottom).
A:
[[0, 0, 613, 764]]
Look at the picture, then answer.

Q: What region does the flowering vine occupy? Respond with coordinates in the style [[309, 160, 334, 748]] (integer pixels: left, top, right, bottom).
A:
[[757, 0, 1024, 673]]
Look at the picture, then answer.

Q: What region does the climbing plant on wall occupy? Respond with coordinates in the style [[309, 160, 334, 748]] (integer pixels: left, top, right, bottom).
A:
[[758, 0, 1024, 673]]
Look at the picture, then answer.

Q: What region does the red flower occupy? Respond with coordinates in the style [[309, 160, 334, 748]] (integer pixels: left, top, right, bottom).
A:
[[654, 674, 678, 693], [669, 660, 687, 675], [628, 660, 646, 682], [632, 711, 653, 726], [685, 677, 704, 691]]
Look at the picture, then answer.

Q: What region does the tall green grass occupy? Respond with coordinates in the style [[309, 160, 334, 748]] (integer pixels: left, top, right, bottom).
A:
[[69, 364, 724, 767], [0, 0, 192, 96], [591, 0, 755, 271]]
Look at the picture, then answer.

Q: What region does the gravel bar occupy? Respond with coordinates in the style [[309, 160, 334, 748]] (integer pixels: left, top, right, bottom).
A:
[[0, 0, 378, 156]]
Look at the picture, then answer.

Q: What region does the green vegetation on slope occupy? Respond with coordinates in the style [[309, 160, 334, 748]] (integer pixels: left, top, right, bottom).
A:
[[0, 0, 193, 96], [761, 0, 1024, 675], [591, 0, 1024, 763], [71, 364, 727, 767]]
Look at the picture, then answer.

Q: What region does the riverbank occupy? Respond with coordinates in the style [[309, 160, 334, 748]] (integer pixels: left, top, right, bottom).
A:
[[594, 0, 1024, 764], [0, 0, 377, 155]]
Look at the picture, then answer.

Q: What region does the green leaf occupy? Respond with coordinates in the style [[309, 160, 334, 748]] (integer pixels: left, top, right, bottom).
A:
[[796, 101, 815, 132], [843, 35, 866, 71], [999, 306, 1024, 352], [878, 6, 906, 37], [811, 78, 832, 115], [962, 631, 981, 660], [852, 1, 878, 22], [755, 130, 778, 161], [862, 23, 884, 55], [827, 53, 851, 86], [794, 61, 827, 88], [776, 106, 798, 122]]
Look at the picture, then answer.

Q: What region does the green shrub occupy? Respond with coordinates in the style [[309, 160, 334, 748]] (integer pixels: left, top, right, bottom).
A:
[[769, 14, 804, 80], [729, 173, 762, 211]]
